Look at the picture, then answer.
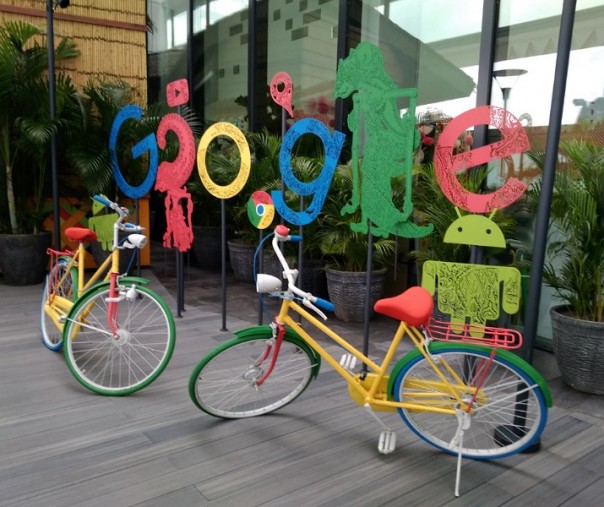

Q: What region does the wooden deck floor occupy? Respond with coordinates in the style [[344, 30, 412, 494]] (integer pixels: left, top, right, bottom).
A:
[[1, 272, 603, 507]]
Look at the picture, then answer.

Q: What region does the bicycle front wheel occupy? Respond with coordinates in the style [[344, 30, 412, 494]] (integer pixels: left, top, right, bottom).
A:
[[189, 332, 317, 418], [41, 259, 76, 351], [63, 284, 175, 396], [393, 346, 548, 459]]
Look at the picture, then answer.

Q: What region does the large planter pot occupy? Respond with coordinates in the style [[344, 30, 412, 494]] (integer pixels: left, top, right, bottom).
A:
[[227, 240, 284, 282], [0, 231, 52, 285], [298, 259, 328, 300], [326, 267, 387, 323], [192, 226, 224, 271], [550, 306, 604, 395]]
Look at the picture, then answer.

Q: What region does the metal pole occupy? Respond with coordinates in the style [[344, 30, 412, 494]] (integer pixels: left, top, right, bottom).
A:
[[521, 0, 576, 364], [247, 0, 256, 131], [46, 0, 60, 250], [220, 199, 228, 331], [361, 221, 373, 375], [472, 0, 498, 147], [334, 0, 349, 134]]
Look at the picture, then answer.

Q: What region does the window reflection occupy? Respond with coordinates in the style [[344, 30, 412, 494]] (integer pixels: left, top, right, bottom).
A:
[[358, 0, 481, 118]]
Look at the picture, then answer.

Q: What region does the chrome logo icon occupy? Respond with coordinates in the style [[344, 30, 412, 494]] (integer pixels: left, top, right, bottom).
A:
[[247, 190, 275, 229]]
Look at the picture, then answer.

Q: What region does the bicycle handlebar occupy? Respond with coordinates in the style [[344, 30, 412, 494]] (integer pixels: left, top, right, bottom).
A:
[[271, 225, 335, 317], [93, 194, 129, 219], [93, 195, 145, 234]]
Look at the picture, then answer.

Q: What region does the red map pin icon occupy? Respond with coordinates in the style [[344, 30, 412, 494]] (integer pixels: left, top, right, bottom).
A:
[[270, 71, 294, 117]]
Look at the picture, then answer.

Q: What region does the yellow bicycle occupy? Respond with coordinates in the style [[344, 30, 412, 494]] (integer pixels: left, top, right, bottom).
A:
[[189, 225, 551, 494], [41, 195, 176, 395]]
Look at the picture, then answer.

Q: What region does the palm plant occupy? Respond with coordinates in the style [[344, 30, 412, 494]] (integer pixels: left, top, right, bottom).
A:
[[0, 20, 78, 233], [17, 74, 81, 232], [528, 139, 604, 322]]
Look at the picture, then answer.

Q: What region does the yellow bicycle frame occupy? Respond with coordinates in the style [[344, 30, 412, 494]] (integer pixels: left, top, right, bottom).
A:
[[275, 298, 478, 416], [43, 243, 121, 334]]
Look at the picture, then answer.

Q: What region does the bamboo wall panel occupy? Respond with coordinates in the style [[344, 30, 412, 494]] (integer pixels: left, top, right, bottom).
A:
[[0, 0, 148, 104]]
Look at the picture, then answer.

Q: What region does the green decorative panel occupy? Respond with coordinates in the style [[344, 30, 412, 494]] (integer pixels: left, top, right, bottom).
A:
[[334, 42, 433, 239]]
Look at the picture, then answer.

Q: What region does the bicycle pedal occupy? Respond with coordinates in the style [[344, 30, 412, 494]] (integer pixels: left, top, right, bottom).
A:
[[378, 430, 396, 454], [340, 354, 357, 370]]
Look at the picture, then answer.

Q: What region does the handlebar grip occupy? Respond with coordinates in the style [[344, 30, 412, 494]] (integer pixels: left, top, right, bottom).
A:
[[289, 235, 302, 242], [315, 297, 335, 313], [123, 222, 144, 232], [93, 194, 112, 207]]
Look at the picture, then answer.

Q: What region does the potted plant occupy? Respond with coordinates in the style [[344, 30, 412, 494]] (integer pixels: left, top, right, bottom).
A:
[[316, 162, 396, 322], [0, 21, 79, 284], [188, 154, 225, 271], [528, 139, 604, 395]]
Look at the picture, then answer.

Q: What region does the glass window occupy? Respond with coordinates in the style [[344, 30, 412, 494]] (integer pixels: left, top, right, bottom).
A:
[[357, 0, 481, 117], [266, 0, 340, 133], [147, 0, 188, 104], [564, 0, 604, 145]]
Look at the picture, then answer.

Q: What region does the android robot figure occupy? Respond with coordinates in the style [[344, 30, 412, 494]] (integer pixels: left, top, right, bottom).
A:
[[421, 210, 522, 338]]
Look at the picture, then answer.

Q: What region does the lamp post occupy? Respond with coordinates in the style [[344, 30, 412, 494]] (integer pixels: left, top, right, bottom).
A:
[[493, 68, 527, 111], [46, 0, 70, 250], [493, 68, 527, 179]]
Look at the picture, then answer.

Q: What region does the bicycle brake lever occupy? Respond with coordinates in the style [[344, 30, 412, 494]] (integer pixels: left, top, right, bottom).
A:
[[302, 298, 327, 320]]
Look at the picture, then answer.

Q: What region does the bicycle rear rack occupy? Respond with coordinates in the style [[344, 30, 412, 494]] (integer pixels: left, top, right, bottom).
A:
[[424, 318, 523, 350]]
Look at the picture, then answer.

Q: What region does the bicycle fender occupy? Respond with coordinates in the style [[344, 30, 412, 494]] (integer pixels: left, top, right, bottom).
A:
[[74, 276, 151, 303], [234, 325, 322, 380], [387, 342, 553, 408], [58, 257, 80, 299]]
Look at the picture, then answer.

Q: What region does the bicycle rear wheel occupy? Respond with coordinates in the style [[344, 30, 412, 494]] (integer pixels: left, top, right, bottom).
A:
[[393, 346, 547, 459], [63, 284, 175, 395], [189, 332, 317, 418], [41, 259, 76, 351]]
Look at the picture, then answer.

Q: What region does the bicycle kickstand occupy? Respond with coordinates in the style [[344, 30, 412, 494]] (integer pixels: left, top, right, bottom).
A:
[[363, 404, 396, 455], [451, 409, 471, 497]]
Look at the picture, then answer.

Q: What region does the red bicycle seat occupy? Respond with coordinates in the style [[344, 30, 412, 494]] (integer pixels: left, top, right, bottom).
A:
[[65, 227, 97, 243], [374, 286, 434, 326]]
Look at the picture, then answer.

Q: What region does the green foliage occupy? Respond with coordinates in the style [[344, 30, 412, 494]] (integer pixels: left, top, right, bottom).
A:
[[0, 20, 79, 233], [527, 140, 604, 322], [196, 129, 283, 244], [315, 162, 396, 271], [410, 163, 516, 265]]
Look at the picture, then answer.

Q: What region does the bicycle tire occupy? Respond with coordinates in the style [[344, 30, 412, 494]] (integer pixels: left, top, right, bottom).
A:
[[41, 259, 76, 351], [392, 346, 548, 459], [189, 331, 317, 418], [63, 283, 175, 396]]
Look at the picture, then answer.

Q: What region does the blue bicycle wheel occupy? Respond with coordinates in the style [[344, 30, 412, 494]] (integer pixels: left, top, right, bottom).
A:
[[392, 345, 548, 459], [40, 259, 76, 351]]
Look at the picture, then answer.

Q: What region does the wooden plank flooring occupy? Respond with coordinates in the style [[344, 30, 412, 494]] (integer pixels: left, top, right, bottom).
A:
[[1, 272, 603, 507]]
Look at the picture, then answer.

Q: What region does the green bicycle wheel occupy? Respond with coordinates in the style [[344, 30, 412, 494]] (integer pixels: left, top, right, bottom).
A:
[[189, 329, 317, 418], [63, 283, 175, 396]]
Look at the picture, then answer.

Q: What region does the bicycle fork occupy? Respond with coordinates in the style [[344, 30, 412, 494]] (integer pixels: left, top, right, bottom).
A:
[[105, 272, 121, 336], [252, 320, 286, 388], [105, 273, 141, 338]]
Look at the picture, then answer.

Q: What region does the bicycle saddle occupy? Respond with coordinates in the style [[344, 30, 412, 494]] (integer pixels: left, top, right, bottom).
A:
[[374, 286, 434, 326], [65, 227, 98, 243]]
